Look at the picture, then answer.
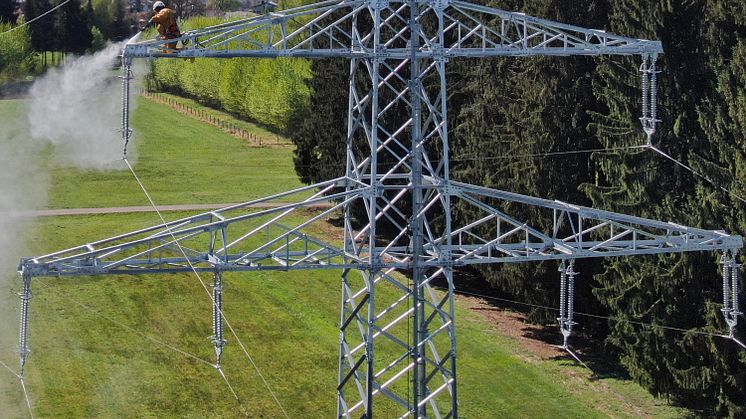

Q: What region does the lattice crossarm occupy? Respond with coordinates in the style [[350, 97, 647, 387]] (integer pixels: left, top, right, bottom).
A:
[[436, 182, 743, 265], [456, 181, 741, 237], [123, 0, 663, 59], [124, 0, 364, 58], [445, 1, 663, 57], [18, 181, 366, 277]]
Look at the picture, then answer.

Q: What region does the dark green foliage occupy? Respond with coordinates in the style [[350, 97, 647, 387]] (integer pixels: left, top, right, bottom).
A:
[[585, 1, 746, 416], [22, 0, 93, 54], [0, 19, 33, 83], [450, 0, 609, 324], [0, 0, 15, 23], [55, 0, 93, 54], [108, 0, 130, 40], [90, 0, 129, 41], [287, 58, 348, 184], [289, 0, 746, 415], [24, 0, 55, 51]]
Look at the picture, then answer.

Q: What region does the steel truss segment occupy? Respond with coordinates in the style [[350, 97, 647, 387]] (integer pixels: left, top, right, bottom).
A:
[[123, 0, 662, 59], [433, 181, 743, 264], [337, 268, 456, 417], [18, 178, 380, 277], [333, 1, 458, 413], [445, 1, 663, 56]]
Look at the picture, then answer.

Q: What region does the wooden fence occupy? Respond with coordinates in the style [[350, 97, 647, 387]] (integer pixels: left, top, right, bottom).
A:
[[141, 91, 285, 146]]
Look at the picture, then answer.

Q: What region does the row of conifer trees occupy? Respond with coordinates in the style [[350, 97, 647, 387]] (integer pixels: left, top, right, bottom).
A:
[[287, 1, 746, 415]]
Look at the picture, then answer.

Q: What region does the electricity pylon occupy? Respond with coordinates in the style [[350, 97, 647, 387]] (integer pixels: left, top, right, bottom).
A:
[[18, 1, 743, 417]]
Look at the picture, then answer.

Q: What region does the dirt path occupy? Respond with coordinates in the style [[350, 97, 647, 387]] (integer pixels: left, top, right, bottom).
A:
[[10, 202, 332, 217]]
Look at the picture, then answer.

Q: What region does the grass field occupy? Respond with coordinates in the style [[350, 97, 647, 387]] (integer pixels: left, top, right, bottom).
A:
[[46, 98, 307, 209], [0, 98, 686, 417]]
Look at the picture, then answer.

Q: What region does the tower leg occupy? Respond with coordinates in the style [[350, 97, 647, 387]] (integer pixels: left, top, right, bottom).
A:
[[19, 272, 32, 377], [211, 271, 227, 368], [337, 268, 372, 419]]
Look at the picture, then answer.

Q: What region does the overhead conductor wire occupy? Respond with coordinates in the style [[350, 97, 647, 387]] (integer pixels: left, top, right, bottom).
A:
[[0, 358, 19, 378], [123, 158, 290, 418], [646, 144, 746, 205], [34, 280, 216, 368], [0, 353, 29, 417], [450, 288, 740, 342], [0, 0, 73, 35], [20, 376, 34, 419], [119, 65, 743, 411]]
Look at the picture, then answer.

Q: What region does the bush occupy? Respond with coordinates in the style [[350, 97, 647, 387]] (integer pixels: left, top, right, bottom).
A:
[[148, 15, 311, 132], [88, 26, 108, 53], [0, 19, 33, 83]]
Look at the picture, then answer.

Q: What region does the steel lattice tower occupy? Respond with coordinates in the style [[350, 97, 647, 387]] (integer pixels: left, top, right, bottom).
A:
[[17, 1, 743, 417]]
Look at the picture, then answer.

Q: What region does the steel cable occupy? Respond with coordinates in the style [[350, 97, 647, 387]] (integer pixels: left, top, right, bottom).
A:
[[20, 377, 34, 419], [452, 145, 648, 162], [449, 288, 738, 341], [0, 0, 72, 35], [646, 144, 746, 206], [34, 279, 217, 368], [123, 158, 290, 418], [218, 367, 241, 401], [131, 144, 646, 172], [0, 359, 19, 378]]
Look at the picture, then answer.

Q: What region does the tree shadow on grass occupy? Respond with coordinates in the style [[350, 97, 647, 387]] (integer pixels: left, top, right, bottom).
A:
[[519, 323, 631, 381]]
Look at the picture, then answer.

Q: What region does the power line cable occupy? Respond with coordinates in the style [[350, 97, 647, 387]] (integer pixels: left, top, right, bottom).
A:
[[132, 144, 644, 172], [646, 144, 746, 206], [562, 346, 594, 373], [0, 0, 73, 36], [0, 359, 19, 378], [34, 279, 217, 369], [122, 156, 266, 409], [450, 288, 737, 341], [217, 367, 240, 401], [452, 145, 648, 162], [123, 157, 290, 418], [131, 144, 646, 169], [20, 377, 34, 419], [733, 337, 746, 349]]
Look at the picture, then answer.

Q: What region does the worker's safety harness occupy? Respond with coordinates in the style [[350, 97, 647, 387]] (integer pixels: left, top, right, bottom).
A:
[[164, 23, 180, 39]]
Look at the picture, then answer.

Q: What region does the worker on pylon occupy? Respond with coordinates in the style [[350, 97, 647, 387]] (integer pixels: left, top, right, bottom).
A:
[[143, 1, 181, 51]]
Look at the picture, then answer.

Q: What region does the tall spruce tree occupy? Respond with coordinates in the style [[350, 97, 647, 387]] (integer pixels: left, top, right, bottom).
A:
[[289, 0, 746, 413], [288, 57, 349, 185], [55, 0, 92, 54], [289, 8, 412, 233], [586, 0, 746, 415], [25, 0, 57, 52], [451, 0, 609, 323]]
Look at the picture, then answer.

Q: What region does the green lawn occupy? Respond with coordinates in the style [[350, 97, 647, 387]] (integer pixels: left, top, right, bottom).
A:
[[144, 92, 289, 144], [0, 98, 685, 417], [44, 98, 307, 208]]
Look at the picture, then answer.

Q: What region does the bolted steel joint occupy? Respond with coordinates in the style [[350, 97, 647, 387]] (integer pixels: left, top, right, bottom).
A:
[[366, 0, 389, 10]]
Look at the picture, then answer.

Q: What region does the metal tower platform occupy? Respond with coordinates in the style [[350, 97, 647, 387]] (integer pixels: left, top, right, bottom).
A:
[[17, 1, 743, 417]]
